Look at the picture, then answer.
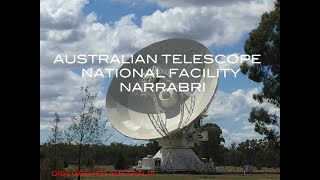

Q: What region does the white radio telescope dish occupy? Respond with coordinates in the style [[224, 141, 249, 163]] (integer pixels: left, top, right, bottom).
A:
[[106, 38, 219, 140]]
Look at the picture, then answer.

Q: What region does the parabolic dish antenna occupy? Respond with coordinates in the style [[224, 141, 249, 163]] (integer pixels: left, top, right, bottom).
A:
[[106, 38, 218, 140]]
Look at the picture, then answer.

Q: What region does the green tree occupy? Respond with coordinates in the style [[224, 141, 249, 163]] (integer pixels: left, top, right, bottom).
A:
[[114, 152, 129, 170], [46, 112, 65, 179], [237, 139, 260, 166], [225, 142, 243, 167], [193, 123, 225, 165], [47, 112, 64, 145], [240, 0, 280, 140], [145, 140, 160, 156], [40, 146, 51, 180], [65, 86, 108, 180]]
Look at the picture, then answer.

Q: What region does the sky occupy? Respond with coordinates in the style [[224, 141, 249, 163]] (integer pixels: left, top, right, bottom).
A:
[[40, 0, 279, 147]]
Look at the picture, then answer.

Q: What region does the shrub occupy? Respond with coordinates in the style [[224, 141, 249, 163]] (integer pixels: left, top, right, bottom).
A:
[[85, 158, 95, 169], [114, 153, 129, 170]]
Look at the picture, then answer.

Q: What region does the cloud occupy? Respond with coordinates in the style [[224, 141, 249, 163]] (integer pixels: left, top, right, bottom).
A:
[[40, 0, 276, 144], [204, 88, 279, 146], [221, 120, 264, 146], [207, 88, 280, 121], [40, 13, 142, 70], [40, 66, 105, 125], [217, 53, 254, 70], [223, 131, 263, 145], [40, 119, 73, 144], [40, 0, 275, 68], [242, 124, 255, 130], [40, 123, 52, 131], [40, 0, 88, 30], [141, 0, 274, 46], [115, 0, 256, 8], [222, 128, 229, 134], [148, 0, 254, 8]]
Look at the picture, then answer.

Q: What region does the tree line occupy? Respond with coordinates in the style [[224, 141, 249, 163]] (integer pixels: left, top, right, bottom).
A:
[[40, 123, 279, 169]]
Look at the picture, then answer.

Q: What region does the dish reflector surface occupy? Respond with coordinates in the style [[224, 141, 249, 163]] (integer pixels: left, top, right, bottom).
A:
[[106, 38, 218, 139]]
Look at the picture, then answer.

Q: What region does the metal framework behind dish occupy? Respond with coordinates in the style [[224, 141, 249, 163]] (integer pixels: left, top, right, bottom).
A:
[[147, 91, 195, 137], [144, 66, 196, 137]]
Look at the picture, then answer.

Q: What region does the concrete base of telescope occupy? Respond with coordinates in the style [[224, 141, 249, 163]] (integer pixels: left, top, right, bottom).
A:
[[153, 147, 215, 173]]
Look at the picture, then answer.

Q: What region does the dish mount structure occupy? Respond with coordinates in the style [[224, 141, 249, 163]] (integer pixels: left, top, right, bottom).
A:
[[106, 38, 219, 173]]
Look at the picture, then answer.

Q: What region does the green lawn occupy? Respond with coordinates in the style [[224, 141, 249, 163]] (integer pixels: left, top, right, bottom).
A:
[[217, 166, 280, 173], [62, 166, 279, 180], [81, 174, 280, 180]]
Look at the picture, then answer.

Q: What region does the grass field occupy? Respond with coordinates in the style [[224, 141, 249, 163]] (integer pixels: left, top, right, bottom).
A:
[[217, 166, 280, 173], [63, 165, 280, 179], [66, 165, 280, 173], [81, 174, 280, 180]]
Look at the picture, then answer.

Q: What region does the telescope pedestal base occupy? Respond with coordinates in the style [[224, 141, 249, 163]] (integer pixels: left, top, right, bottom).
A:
[[153, 147, 213, 173]]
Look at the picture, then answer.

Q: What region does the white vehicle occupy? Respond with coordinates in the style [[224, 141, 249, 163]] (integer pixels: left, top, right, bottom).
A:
[[134, 154, 216, 173], [134, 155, 162, 172]]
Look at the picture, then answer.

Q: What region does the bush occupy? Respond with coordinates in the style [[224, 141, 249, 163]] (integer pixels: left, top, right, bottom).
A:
[[85, 158, 95, 169], [64, 160, 68, 168], [40, 158, 51, 180], [54, 157, 65, 170], [114, 153, 129, 170]]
